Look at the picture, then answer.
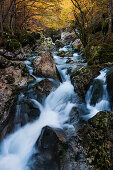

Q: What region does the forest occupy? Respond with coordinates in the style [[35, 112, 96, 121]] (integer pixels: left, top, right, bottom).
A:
[[0, 0, 113, 170]]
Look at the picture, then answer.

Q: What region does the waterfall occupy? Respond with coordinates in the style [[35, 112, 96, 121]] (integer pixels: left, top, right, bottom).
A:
[[84, 69, 110, 119], [0, 81, 75, 170], [0, 43, 86, 170]]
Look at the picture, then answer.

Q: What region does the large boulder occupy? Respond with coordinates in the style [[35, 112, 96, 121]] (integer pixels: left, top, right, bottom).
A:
[[61, 31, 77, 45], [72, 39, 82, 51], [0, 55, 11, 68], [70, 66, 100, 99], [29, 126, 69, 170], [106, 68, 113, 109], [79, 111, 113, 169], [34, 79, 55, 102], [57, 50, 73, 57], [34, 37, 54, 53], [71, 63, 113, 99], [0, 59, 33, 140], [88, 43, 113, 65], [34, 51, 62, 81], [55, 40, 65, 48]]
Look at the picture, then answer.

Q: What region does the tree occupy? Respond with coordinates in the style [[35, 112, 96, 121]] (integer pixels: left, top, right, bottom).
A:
[[108, 0, 112, 36]]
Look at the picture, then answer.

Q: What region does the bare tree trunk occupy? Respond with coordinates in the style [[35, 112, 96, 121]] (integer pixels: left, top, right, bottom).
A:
[[108, 0, 112, 36]]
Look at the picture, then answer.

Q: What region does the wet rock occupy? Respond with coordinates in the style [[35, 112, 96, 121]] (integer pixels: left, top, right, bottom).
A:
[[34, 79, 55, 101], [55, 40, 65, 48], [16, 53, 27, 60], [0, 49, 6, 55], [0, 55, 11, 68], [34, 37, 53, 53], [57, 50, 73, 57], [66, 59, 74, 64], [71, 66, 100, 99], [3, 51, 15, 59], [88, 44, 113, 65], [21, 45, 32, 57], [72, 39, 82, 51], [106, 68, 113, 109], [30, 126, 69, 170], [89, 79, 104, 106], [79, 111, 113, 169], [34, 51, 61, 81], [20, 99, 40, 122], [71, 62, 113, 99], [61, 31, 77, 45], [0, 60, 33, 139]]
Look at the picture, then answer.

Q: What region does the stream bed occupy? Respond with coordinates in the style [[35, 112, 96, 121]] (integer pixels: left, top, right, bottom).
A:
[[0, 43, 111, 170]]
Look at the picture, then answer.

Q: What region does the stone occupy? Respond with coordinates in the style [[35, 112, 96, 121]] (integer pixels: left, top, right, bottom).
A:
[[55, 40, 65, 48], [61, 31, 77, 45], [34, 79, 55, 101], [29, 126, 69, 170], [66, 59, 74, 64], [72, 39, 82, 51], [0, 61, 33, 140], [3, 51, 15, 60], [57, 51, 73, 57], [71, 66, 100, 99], [78, 111, 113, 169], [34, 51, 61, 81], [71, 63, 113, 99], [0, 55, 11, 68], [106, 68, 113, 109]]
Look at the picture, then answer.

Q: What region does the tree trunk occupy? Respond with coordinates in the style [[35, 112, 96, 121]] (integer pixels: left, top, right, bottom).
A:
[[108, 0, 112, 36]]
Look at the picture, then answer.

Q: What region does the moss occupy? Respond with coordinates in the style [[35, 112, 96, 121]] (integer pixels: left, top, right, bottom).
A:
[[106, 67, 113, 76], [79, 111, 113, 169], [1, 38, 21, 51], [87, 43, 113, 65]]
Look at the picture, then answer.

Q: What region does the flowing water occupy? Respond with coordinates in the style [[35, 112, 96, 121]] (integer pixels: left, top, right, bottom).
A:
[[84, 69, 111, 120], [0, 43, 111, 170]]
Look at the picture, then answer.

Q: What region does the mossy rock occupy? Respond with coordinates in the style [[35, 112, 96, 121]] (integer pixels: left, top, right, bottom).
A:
[[88, 43, 113, 65], [70, 65, 101, 99], [79, 111, 113, 170], [106, 68, 113, 109], [0, 55, 11, 68], [1, 38, 21, 51]]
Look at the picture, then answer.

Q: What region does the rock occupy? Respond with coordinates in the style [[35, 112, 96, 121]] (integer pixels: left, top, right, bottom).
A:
[[57, 51, 66, 57], [21, 45, 32, 57], [0, 55, 11, 68], [71, 63, 113, 99], [61, 31, 77, 45], [89, 79, 104, 106], [106, 68, 113, 109], [79, 111, 113, 169], [34, 51, 61, 81], [71, 66, 100, 99], [34, 37, 53, 53], [20, 99, 40, 122], [66, 59, 74, 64], [16, 53, 27, 60], [3, 51, 15, 60], [55, 40, 65, 48], [0, 49, 6, 55], [88, 43, 113, 65], [72, 39, 82, 51], [57, 50, 73, 57], [0, 68, 17, 140], [0, 60, 33, 139], [34, 79, 55, 101], [30, 126, 69, 170]]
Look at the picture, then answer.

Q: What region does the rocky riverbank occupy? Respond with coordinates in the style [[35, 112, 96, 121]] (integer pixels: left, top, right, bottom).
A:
[[0, 29, 113, 170]]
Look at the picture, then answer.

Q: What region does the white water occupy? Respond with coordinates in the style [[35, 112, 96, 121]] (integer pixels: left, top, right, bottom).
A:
[[0, 80, 75, 170], [84, 69, 110, 119], [0, 44, 82, 170]]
